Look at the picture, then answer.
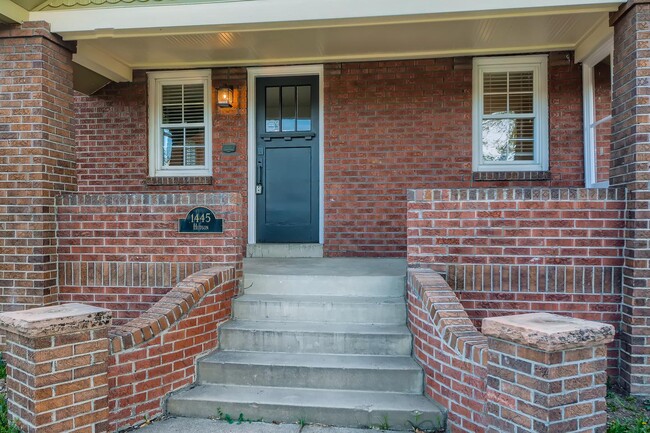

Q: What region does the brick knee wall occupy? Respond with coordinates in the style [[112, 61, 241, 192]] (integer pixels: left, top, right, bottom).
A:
[[484, 314, 614, 433], [108, 266, 237, 431], [56, 193, 243, 319], [407, 188, 626, 377], [0, 304, 112, 433], [73, 53, 584, 257], [407, 269, 487, 433]]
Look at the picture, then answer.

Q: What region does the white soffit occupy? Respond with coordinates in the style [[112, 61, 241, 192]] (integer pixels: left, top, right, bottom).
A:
[[75, 11, 613, 70], [28, 0, 623, 80], [30, 0, 621, 38]]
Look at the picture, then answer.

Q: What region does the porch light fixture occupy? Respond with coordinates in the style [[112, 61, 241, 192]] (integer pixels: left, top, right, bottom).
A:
[[217, 85, 233, 108]]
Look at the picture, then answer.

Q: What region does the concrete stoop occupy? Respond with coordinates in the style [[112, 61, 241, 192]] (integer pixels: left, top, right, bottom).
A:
[[167, 258, 446, 431]]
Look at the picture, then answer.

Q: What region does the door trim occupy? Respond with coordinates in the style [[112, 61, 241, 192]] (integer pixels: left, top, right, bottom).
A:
[[247, 65, 325, 245]]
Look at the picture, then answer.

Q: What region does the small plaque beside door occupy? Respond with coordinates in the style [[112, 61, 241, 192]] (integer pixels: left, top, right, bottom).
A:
[[178, 207, 223, 233]]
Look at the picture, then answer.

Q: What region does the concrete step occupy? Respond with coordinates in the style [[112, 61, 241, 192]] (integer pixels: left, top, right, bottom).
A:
[[232, 294, 406, 325], [167, 384, 446, 431], [247, 244, 324, 258], [198, 351, 423, 393], [218, 321, 412, 355], [243, 258, 406, 297]]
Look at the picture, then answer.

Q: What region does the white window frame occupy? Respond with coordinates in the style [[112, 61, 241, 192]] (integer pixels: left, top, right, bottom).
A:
[[472, 55, 549, 172], [147, 69, 212, 177], [582, 37, 613, 189]]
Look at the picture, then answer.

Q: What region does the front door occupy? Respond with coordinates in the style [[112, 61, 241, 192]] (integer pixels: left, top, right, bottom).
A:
[[255, 75, 319, 243]]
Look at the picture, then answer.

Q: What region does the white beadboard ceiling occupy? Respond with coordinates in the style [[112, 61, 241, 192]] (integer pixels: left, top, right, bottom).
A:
[[83, 12, 611, 70]]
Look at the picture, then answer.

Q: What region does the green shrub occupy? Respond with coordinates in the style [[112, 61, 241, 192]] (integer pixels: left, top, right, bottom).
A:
[[0, 395, 21, 433], [0, 354, 6, 381]]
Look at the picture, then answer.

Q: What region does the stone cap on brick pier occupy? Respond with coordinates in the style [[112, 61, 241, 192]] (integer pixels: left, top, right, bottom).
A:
[[0, 303, 111, 337], [482, 312, 614, 351]]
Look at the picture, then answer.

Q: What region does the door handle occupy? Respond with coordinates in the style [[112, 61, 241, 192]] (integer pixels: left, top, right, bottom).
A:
[[256, 159, 263, 195]]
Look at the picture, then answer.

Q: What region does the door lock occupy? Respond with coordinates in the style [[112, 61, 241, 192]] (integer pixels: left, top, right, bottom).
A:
[[256, 184, 263, 195]]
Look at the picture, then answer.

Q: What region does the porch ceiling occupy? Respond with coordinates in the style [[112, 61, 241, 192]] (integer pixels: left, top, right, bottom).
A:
[[84, 12, 612, 69], [25, 0, 622, 90]]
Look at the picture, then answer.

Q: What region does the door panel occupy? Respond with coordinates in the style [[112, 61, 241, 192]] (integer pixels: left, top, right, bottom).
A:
[[256, 75, 319, 243], [265, 146, 312, 225]]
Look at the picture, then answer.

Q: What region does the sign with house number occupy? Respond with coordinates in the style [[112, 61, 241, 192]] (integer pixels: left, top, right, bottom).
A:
[[178, 207, 223, 233]]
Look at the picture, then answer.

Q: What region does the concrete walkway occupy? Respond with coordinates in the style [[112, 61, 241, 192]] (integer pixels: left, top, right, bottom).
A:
[[137, 417, 390, 433]]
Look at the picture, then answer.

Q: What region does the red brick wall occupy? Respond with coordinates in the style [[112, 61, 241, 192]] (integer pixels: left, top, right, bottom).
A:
[[611, 2, 650, 395], [56, 193, 243, 324], [108, 266, 236, 431], [74, 68, 250, 243], [407, 187, 625, 375], [323, 53, 584, 256], [74, 54, 584, 257], [408, 269, 487, 433], [0, 22, 76, 311]]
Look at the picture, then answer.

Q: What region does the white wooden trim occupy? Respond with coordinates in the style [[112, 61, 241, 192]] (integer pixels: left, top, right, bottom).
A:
[[147, 69, 212, 177], [582, 37, 613, 189], [575, 16, 614, 64], [472, 55, 549, 172], [0, 0, 29, 23], [74, 42, 132, 83], [246, 65, 325, 245]]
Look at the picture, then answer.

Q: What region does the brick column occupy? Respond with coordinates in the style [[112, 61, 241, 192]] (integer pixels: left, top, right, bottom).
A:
[[0, 303, 111, 433], [611, 0, 650, 395], [483, 313, 614, 433], [0, 22, 76, 312]]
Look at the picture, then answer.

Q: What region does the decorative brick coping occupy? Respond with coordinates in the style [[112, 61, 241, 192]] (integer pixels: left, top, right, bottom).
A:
[[144, 176, 213, 186], [57, 192, 239, 206], [109, 266, 236, 353], [409, 269, 487, 365], [408, 187, 627, 202], [472, 171, 551, 182]]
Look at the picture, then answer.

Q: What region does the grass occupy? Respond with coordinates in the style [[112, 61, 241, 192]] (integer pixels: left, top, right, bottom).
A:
[[608, 416, 650, 433], [607, 385, 650, 433]]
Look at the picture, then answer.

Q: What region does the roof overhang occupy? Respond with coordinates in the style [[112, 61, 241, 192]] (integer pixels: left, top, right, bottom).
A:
[[23, 0, 623, 92]]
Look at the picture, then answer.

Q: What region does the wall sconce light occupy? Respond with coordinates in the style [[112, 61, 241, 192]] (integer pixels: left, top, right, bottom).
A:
[[217, 86, 233, 108]]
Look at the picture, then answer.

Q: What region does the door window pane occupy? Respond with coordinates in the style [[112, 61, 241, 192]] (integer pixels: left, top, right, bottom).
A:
[[297, 86, 312, 131], [265, 87, 281, 132], [281, 86, 297, 132]]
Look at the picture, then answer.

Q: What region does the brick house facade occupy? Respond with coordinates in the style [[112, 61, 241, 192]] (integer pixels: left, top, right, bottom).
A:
[[1, 0, 650, 430]]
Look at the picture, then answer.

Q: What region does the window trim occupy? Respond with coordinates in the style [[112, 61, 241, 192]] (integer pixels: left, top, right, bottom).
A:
[[472, 55, 549, 173], [582, 37, 613, 189], [147, 69, 212, 177]]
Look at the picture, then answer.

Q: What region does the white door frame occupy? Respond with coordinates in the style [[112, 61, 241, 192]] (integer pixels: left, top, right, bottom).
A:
[[247, 65, 325, 245]]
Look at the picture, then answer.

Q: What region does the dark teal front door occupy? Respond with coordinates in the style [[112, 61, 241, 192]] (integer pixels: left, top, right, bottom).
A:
[[256, 75, 319, 243]]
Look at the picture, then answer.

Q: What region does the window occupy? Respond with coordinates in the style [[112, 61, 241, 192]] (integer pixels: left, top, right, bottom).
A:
[[472, 55, 548, 172], [148, 70, 212, 177], [583, 39, 613, 188]]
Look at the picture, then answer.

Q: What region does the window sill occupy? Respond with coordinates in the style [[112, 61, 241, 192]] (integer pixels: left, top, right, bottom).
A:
[[472, 171, 550, 182], [145, 176, 213, 186]]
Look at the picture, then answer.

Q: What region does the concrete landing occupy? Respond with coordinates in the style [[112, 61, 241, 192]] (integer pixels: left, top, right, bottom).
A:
[[244, 258, 406, 277], [140, 417, 386, 433], [247, 244, 324, 258]]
